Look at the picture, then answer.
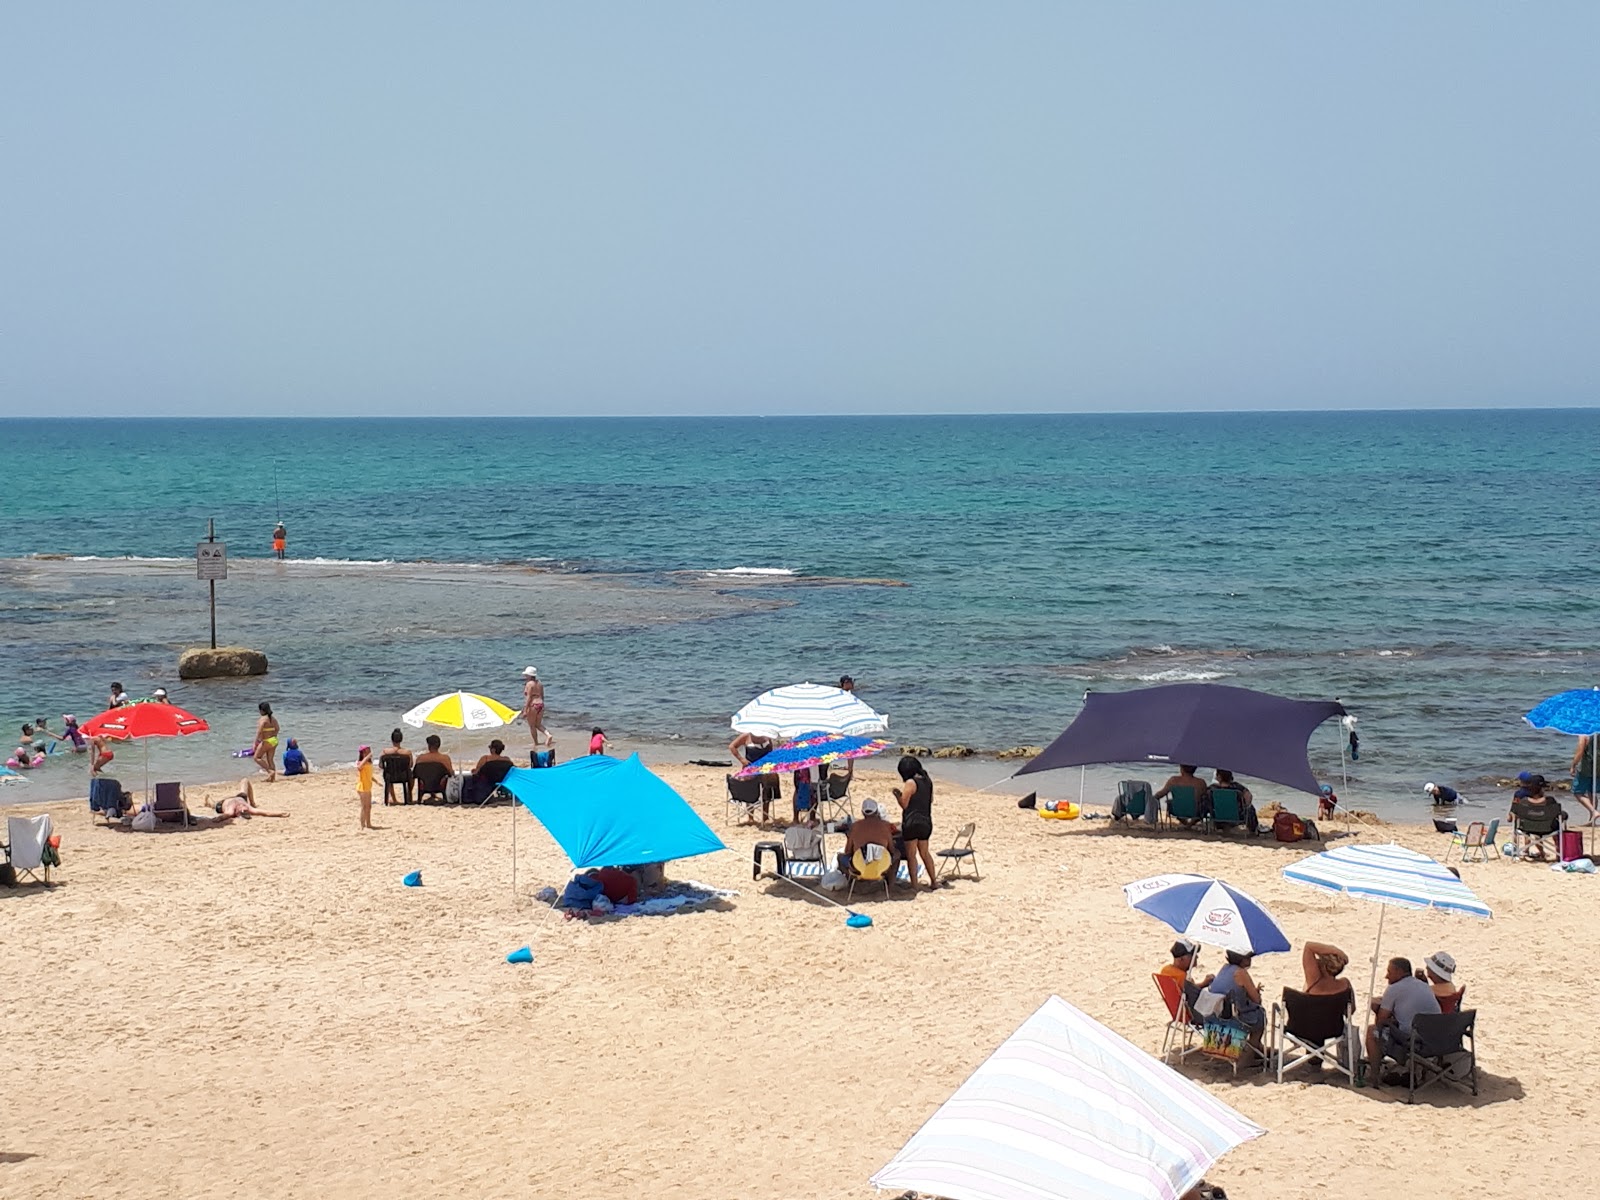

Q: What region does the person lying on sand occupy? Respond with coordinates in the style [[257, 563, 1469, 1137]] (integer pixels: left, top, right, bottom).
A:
[[211, 779, 290, 820]]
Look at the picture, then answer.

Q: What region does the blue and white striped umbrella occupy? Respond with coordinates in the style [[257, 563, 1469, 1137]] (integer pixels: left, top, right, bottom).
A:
[[730, 682, 888, 739], [1282, 843, 1492, 918], [872, 995, 1264, 1200], [1122, 873, 1291, 956]]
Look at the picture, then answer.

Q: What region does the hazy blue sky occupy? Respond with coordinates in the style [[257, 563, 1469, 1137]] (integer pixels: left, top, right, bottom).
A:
[[5, 4, 1597, 416]]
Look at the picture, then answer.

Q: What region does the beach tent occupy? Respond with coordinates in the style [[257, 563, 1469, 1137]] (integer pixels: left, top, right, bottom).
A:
[[871, 995, 1264, 1200], [1017, 683, 1345, 797], [501, 754, 726, 898]]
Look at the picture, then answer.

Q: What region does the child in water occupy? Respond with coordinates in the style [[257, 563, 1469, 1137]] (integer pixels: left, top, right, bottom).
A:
[[356, 745, 374, 830]]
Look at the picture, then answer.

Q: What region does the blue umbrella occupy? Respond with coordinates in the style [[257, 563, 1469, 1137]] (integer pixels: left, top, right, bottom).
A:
[[1121, 873, 1291, 956], [733, 729, 891, 778]]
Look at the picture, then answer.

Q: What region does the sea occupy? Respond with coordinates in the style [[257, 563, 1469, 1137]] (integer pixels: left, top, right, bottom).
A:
[[2, 411, 1596, 817]]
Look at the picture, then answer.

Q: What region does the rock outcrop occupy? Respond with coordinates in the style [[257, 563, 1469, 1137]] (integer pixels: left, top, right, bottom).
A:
[[932, 745, 975, 759], [178, 646, 269, 679], [996, 745, 1044, 760]]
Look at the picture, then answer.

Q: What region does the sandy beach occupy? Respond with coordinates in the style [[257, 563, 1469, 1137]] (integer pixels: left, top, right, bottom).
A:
[[1, 764, 1587, 1199]]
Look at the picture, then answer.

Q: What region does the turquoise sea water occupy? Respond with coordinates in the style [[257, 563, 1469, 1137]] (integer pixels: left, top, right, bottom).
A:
[[3, 412, 1597, 812]]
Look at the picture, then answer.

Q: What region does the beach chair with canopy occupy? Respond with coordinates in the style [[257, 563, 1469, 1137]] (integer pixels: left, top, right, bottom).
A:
[[935, 822, 979, 881], [1270, 987, 1358, 1085], [4, 814, 55, 884], [1398, 1010, 1478, 1102]]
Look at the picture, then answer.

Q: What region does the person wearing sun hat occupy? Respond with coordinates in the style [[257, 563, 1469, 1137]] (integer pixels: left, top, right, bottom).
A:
[[1420, 951, 1463, 1009], [1423, 781, 1460, 805]]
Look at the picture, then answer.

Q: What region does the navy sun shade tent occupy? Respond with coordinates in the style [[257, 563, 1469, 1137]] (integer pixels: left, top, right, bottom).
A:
[[1018, 683, 1346, 796], [501, 754, 726, 869]]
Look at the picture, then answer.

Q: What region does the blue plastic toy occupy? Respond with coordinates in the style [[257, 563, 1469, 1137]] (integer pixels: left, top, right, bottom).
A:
[[403, 870, 422, 887]]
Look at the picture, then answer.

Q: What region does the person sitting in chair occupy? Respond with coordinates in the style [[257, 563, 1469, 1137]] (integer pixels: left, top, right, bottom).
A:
[[1511, 788, 1565, 861], [1153, 765, 1209, 826], [837, 798, 896, 874], [412, 735, 454, 802], [378, 729, 414, 806], [1416, 951, 1463, 1010], [1300, 941, 1354, 1007], [1210, 769, 1259, 833], [1159, 938, 1208, 1009], [1199, 950, 1266, 1052], [1364, 956, 1441, 1084]]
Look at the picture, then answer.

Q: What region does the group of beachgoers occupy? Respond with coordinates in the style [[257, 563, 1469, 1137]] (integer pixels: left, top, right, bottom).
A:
[[9, 681, 179, 772], [1161, 937, 1464, 1086]]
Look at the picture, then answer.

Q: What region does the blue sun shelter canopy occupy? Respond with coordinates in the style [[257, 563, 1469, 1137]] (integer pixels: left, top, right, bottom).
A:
[[1018, 683, 1346, 796], [501, 754, 726, 870]]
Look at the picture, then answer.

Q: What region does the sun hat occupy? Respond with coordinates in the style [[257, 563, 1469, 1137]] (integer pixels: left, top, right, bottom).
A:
[[1423, 782, 1437, 794], [522, 666, 538, 678], [860, 798, 881, 817], [1424, 951, 1456, 983]]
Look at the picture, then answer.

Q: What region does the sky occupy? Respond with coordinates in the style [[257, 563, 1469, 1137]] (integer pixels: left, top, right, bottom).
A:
[[4, 3, 1598, 417]]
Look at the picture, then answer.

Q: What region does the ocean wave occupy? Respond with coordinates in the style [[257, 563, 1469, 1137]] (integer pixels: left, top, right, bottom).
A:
[[702, 567, 797, 578], [1132, 668, 1232, 682], [48, 555, 187, 563]]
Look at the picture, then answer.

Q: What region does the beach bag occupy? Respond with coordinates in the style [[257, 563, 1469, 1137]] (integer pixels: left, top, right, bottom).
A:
[[1191, 988, 1226, 1019], [131, 809, 158, 833], [819, 869, 847, 891], [1560, 831, 1584, 862], [445, 774, 463, 804], [1273, 811, 1306, 843]]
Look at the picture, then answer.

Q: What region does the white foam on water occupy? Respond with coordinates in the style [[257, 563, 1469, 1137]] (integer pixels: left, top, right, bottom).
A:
[[1133, 668, 1230, 682], [703, 566, 797, 578]]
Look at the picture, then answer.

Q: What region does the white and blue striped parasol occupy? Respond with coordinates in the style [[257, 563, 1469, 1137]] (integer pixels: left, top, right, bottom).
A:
[[1282, 843, 1491, 918], [730, 682, 888, 739], [871, 994, 1264, 1200], [1122, 873, 1291, 956]]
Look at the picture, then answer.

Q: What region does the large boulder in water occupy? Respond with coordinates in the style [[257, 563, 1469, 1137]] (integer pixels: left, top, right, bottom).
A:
[[178, 646, 269, 679]]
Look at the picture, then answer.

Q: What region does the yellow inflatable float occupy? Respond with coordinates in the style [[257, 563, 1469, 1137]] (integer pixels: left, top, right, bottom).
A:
[[1039, 800, 1080, 820]]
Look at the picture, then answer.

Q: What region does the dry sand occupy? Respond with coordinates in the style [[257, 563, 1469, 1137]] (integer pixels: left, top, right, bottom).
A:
[[1, 765, 1586, 1199]]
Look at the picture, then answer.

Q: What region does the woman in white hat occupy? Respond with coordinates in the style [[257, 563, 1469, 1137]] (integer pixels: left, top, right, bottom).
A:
[[1419, 951, 1463, 1012]]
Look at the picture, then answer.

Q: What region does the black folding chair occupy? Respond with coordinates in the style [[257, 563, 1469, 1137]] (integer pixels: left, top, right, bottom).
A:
[[1402, 1010, 1477, 1103], [726, 774, 763, 823]]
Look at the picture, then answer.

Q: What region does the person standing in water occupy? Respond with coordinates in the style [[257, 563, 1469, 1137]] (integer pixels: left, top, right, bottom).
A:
[[253, 702, 280, 781], [272, 523, 287, 560], [522, 667, 554, 749]]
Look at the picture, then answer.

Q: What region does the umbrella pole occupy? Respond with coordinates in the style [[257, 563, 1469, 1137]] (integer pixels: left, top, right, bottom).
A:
[[1078, 765, 1085, 811], [144, 741, 151, 806], [512, 800, 518, 907], [1364, 904, 1387, 1038]]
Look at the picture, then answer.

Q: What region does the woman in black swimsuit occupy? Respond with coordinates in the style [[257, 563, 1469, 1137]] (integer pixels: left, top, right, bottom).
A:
[[894, 755, 938, 891]]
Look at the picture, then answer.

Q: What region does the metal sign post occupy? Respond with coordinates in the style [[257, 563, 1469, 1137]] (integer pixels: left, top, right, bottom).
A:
[[196, 520, 227, 649]]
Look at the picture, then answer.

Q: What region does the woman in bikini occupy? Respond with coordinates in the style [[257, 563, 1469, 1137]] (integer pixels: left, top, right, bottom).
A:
[[252, 702, 280, 781]]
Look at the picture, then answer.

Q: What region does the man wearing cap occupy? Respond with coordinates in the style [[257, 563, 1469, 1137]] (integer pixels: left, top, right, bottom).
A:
[[1158, 938, 1207, 1008], [152, 687, 172, 704], [521, 667, 553, 750], [838, 798, 896, 875]]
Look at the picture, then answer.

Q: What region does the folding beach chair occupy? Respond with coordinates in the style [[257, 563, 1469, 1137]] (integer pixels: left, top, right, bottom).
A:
[[1152, 973, 1202, 1064], [1208, 788, 1248, 834], [464, 758, 513, 806], [1271, 987, 1357, 1085], [819, 772, 854, 823], [1446, 819, 1501, 864], [846, 845, 894, 901], [935, 822, 979, 881], [379, 752, 414, 806], [1400, 1010, 1477, 1103], [1165, 786, 1203, 829], [152, 782, 192, 826], [4, 814, 55, 884], [726, 773, 764, 824], [1113, 780, 1155, 825], [89, 777, 130, 825], [1437, 985, 1467, 1015], [1513, 806, 1562, 862]]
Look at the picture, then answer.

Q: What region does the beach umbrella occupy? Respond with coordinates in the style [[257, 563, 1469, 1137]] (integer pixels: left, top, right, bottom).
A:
[[78, 702, 210, 800], [1282, 843, 1491, 1012], [1122, 873, 1291, 956], [402, 690, 517, 732], [733, 729, 891, 778], [730, 682, 888, 739], [1525, 687, 1600, 842], [871, 994, 1264, 1200]]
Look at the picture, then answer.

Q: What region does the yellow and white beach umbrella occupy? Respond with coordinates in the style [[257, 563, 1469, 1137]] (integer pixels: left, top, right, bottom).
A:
[[402, 691, 518, 731]]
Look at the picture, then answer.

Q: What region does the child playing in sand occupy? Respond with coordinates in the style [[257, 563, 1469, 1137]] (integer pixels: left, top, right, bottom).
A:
[[356, 744, 374, 830], [589, 727, 607, 755]]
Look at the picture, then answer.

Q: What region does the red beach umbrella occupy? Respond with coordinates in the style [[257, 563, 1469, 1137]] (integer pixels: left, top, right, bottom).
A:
[[80, 702, 210, 801]]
